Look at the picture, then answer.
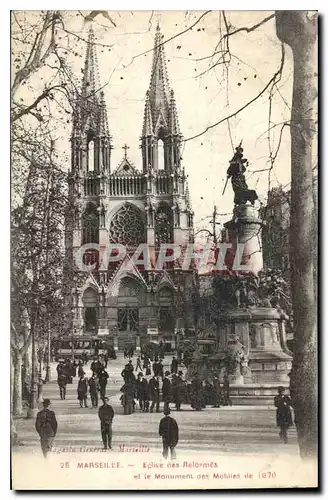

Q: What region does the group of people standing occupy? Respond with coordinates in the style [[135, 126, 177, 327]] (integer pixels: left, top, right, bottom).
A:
[[56, 356, 110, 408], [118, 355, 236, 414], [119, 356, 186, 415]]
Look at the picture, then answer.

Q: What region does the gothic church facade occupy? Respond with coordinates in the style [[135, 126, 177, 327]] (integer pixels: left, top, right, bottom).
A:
[[65, 27, 195, 350]]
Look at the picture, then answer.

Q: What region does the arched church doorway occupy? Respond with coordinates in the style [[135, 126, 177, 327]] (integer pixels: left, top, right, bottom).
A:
[[158, 286, 175, 350], [117, 277, 145, 350], [82, 287, 99, 333]]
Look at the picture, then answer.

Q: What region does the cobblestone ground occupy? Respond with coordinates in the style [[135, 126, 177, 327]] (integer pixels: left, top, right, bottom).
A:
[[12, 355, 315, 490]]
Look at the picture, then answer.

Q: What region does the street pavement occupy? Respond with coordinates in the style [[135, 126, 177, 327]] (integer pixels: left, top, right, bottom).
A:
[[13, 355, 299, 457], [12, 355, 318, 490]]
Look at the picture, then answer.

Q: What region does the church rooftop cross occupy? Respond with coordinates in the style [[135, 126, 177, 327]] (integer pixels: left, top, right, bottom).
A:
[[122, 144, 130, 160]]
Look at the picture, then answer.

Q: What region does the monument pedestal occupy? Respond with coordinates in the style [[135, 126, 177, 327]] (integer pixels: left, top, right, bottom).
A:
[[218, 307, 292, 390], [224, 204, 263, 274]]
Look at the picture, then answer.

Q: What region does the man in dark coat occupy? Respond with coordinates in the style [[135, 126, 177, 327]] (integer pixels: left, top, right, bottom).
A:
[[191, 374, 203, 411], [274, 386, 293, 443], [223, 373, 232, 406], [121, 360, 134, 383], [136, 373, 148, 411], [88, 373, 99, 408], [149, 375, 160, 413], [98, 368, 109, 400], [212, 377, 221, 408], [77, 360, 84, 378], [120, 380, 136, 415], [77, 373, 88, 407], [98, 396, 114, 449], [170, 356, 178, 375], [152, 359, 159, 377], [65, 359, 73, 383], [162, 371, 172, 412], [56, 361, 65, 376], [204, 380, 214, 407], [35, 399, 58, 458], [158, 359, 164, 380], [57, 373, 67, 400], [159, 408, 179, 460], [91, 357, 102, 376], [172, 372, 185, 411]]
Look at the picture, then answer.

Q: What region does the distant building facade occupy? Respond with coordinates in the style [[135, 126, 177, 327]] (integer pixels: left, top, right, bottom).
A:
[[64, 27, 195, 351]]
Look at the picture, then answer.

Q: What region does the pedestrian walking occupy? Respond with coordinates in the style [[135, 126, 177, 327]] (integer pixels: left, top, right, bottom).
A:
[[77, 373, 88, 407], [98, 396, 114, 450], [56, 361, 65, 376], [274, 386, 293, 444], [170, 356, 178, 375], [136, 356, 142, 372], [57, 373, 67, 400], [88, 373, 99, 408], [149, 375, 160, 413], [35, 399, 58, 458], [159, 408, 179, 460], [98, 368, 109, 399]]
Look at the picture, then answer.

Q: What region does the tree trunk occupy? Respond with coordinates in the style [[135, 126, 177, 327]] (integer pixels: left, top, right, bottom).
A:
[[275, 11, 317, 459], [10, 356, 21, 445], [12, 349, 23, 416]]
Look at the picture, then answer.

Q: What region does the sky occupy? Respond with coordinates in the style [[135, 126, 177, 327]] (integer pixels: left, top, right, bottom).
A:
[[14, 10, 295, 235]]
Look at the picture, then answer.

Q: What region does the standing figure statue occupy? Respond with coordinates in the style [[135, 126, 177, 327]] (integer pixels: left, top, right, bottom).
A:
[[225, 142, 258, 206]]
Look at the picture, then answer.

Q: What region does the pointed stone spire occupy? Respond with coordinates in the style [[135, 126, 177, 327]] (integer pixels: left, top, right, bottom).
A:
[[71, 28, 112, 173], [169, 89, 181, 136], [148, 24, 171, 130], [81, 27, 101, 99], [142, 91, 154, 136], [185, 180, 192, 210], [99, 90, 109, 136]]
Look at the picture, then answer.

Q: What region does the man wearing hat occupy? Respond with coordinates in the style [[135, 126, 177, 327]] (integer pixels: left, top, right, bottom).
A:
[[35, 399, 58, 458], [98, 396, 114, 450], [274, 386, 293, 444], [162, 371, 172, 412], [158, 408, 179, 460]]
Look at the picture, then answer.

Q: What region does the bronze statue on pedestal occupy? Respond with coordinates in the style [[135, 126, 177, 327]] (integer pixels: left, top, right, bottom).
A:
[[223, 142, 258, 206]]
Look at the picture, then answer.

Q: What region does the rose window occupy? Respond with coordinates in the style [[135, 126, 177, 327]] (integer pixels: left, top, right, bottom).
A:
[[109, 204, 146, 246]]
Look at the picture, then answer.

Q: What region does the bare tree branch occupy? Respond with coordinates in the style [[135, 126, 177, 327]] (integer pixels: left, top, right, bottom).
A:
[[222, 12, 275, 39], [183, 43, 285, 143], [12, 11, 61, 96], [12, 84, 68, 122]]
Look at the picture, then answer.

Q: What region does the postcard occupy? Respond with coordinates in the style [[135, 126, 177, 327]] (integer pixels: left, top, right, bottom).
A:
[[11, 10, 318, 490]]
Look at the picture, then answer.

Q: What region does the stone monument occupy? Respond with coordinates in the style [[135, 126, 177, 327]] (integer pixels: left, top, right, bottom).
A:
[[215, 144, 293, 403]]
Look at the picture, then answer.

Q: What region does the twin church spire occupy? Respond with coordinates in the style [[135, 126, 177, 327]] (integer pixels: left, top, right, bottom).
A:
[[71, 25, 182, 175], [141, 25, 182, 173]]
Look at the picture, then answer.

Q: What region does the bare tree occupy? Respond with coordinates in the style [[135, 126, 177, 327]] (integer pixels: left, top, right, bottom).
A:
[[182, 10, 317, 459]]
